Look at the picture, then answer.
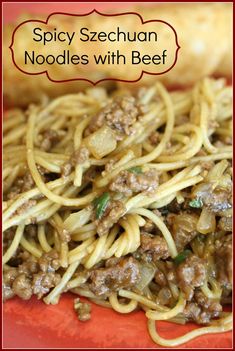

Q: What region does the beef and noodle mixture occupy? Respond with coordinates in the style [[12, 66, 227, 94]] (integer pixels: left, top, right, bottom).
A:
[[3, 78, 232, 346]]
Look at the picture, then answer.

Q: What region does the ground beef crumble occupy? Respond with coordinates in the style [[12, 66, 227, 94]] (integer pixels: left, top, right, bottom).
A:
[[6, 172, 35, 200], [3, 250, 61, 301], [109, 169, 159, 196], [183, 290, 222, 324], [154, 267, 168, 287], [71, 147, 89, 165], [95, 200, 126, 236], [138, 232, 169, 263], [15, 199, 37, 216], [85, 96, 146, 140], [61, 146, 89, 177], [218, 216, 232, 232], [39, 129, 60, 152], [38, 250, 60, 272], [214, 234, 232, 289], [89, 256, 140, 296], [74, 298, 91, 322], [32, 272, 61, 299], [175, 254, 207, 300], [169, 213, 199, 252], [149, 131, 160, 145], [3, 228, 16, 255], [194, 183, 232, 213], [12, 273, 33, 300], [142, 218, 155, 234]]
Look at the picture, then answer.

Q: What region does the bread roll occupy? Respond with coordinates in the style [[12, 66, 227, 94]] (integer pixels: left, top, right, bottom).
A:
[[3, 3, 232, 107]]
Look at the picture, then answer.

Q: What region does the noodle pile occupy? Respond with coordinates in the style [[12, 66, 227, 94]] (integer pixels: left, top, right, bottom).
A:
[[3, 78, 232, 346]]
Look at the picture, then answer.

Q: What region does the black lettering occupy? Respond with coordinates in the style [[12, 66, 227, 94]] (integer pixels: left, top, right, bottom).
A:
[[115, 50, 125, 64], [132, 51, 141, 64], [107, 32, 116, 42], [25, 50, 34, 64], [80, 27, 90, 42], [137, 32, 147, 42], [36, 55, 45, 65], [94, 54, 107, 65], [162, 50, 167, 64], [142, 54, 151, 65], [33, 28, 43, 42], [57, 31, 66, 42], [56, 51, 66, 65], [71, 54, 80, 64], [152, 54, 161, 65], [25, 50, 89, 66], [44, 31, 53, 45], [149, 31, 158, 42], [90, 31, 97, 42], [81, 55, 89, 65], [46, 55, 55, 65], [97, 32, 106, 41]]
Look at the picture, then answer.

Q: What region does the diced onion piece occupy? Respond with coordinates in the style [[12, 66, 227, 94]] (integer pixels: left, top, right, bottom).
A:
[[220, 208, 232, 217], [135, 262, 156, 291], [192, 182, 211, 198], [86, 87, 107, 101], [206, 160, 228, 183], [217, 174, 232, 190], [84, 125, 117, 159], [196, 207, 216, 234], [64, 208, 92, 233], [157, 287, 172, 306]]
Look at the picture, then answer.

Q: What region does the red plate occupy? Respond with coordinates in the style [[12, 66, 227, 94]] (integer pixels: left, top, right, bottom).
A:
[[3, 294, 232, 349], [3, 2, 232, 348]]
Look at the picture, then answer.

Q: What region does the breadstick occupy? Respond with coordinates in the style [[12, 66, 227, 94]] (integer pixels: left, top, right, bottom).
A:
[[3, 3, 232, 107]]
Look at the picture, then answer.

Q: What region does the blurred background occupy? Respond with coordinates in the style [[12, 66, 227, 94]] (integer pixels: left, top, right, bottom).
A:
[[3, 2, 150, 22]]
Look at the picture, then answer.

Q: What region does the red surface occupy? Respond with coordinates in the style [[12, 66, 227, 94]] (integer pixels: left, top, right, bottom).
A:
[[2, 2, 233, 349], [3, 294, 232, 349]]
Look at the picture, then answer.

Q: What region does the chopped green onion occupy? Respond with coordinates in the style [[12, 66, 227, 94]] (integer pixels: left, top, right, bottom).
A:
[[94, 192, 110, 219], [174, 250, 191, 265], [128, 166, 143, 174], [189, 198, 203, 208]]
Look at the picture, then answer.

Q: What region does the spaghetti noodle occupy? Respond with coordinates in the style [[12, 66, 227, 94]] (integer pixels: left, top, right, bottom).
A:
[[3, 78, 232, 346]]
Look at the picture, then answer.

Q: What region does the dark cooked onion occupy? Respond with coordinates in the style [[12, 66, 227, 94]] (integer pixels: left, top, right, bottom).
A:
[[135, 262, 156, 291], [196, 207, 216, 234]]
